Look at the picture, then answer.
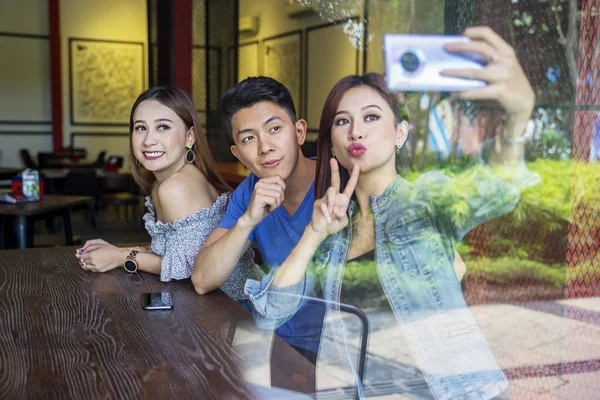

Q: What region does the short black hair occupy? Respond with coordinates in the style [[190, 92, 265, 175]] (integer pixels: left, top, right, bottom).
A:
[[220, 76, 297, 141]]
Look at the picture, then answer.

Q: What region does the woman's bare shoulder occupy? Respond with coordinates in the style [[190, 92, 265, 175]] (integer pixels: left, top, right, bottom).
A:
[[156, 166, 216, 222]]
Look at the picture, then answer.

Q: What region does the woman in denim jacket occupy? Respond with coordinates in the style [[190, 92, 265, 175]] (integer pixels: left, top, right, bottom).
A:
[[245, 27, 539, 399]]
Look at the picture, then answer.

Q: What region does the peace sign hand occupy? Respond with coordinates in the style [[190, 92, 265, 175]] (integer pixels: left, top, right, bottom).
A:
[[309, 159, 360, 240]]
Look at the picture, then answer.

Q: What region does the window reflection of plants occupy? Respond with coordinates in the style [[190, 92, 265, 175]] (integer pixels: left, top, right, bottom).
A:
[[309, 0, 592, 307], [343, 158, 598, 307], [525, 108, 572, 161]]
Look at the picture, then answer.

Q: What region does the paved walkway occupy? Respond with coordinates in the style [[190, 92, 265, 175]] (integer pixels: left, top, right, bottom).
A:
[[232, 297, 600, 399]]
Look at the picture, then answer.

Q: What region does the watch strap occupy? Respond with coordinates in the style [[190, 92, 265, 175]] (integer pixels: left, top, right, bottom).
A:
[[124, 249, 139, 273]]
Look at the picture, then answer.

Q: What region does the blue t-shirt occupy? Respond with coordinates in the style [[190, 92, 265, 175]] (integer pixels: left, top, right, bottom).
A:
[[219, 173, 324, 353]]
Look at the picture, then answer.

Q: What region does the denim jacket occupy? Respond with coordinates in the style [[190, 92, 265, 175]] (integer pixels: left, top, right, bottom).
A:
[[245, 162, 539, 400]]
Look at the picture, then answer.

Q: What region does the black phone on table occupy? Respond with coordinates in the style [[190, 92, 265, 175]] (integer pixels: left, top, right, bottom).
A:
[[142, 291, 174, 310]]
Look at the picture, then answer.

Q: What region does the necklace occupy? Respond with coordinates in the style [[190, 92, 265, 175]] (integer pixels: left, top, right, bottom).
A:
[[353, 210, 373, 236]]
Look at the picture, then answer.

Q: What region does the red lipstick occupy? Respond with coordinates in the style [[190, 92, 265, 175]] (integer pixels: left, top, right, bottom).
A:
[[348, 143, 366, 157]]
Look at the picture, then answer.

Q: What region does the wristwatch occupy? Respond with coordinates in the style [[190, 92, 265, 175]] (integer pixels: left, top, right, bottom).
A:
[[123, 250, 139, 273]]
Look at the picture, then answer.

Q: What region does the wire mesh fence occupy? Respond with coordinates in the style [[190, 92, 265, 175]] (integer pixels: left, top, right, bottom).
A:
[[444, 0, 600, 398]]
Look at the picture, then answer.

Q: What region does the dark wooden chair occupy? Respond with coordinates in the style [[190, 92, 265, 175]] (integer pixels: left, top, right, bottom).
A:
[[38, 152, 63, 169], [65, 147, 88, 160], [64, 169, 100, 228], [38, 150, 104, 170], [31, 170, 99, 247], [89, 151, 107, 169], [20, 149, 38, 169], [100, 173, 141, 221]]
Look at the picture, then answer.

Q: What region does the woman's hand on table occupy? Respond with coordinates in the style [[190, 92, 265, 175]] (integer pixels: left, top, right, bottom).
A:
[[75, 239, 128, 272]]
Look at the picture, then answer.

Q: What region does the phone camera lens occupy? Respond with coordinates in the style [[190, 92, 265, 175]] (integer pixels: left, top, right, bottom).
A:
[[400, 52, 420, 72]]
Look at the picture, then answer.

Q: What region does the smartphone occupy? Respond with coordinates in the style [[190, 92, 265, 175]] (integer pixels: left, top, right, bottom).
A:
[[142, 291, 174, 310], [384, 34, 488, 92]]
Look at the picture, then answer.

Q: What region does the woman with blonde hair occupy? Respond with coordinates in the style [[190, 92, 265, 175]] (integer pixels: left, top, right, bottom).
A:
[[76, 87, 261, 303]]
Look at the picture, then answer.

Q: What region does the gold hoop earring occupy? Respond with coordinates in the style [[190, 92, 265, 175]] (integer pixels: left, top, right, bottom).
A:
[[185, 144, 195, 163]]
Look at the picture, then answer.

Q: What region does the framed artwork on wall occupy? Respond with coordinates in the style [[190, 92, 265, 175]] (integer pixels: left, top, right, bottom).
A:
[[69, 38, 145, 126], [262, 31, 302, 116]]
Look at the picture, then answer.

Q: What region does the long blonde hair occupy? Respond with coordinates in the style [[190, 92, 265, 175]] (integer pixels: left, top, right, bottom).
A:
[[129, 87, 230, 195]]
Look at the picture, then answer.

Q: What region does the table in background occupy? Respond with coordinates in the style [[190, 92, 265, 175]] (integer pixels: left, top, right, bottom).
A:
[[40, 168, 133, 195], [0, 168, 21, 189], [0, 247, 315, 399], [41, 168, 132, 179], [7, 165, 245, 186], [0, 167, 21, 180], [0, 195, 93, 249], [42, 165, 247, 190]]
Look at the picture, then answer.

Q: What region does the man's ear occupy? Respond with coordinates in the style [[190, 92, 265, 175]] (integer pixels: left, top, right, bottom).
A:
[[295, 119, 308, 146], [396, 120, 409, 147], [230, 145, 243, 163]]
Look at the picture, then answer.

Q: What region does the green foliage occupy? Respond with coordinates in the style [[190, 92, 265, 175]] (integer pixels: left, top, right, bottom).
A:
[[341, 260, 388, 307], [340, 256, 567, 307], [400, 152, 475, 179], [258, 263, 269, 274], [567, 263, 600, 283], [508, 159, 571, 231], [403, 158, 598, 231], [336, 158, 597, 308], [465, 257, 566, 288], [571, 162, 600, 212], [525, 126, 572, 161], [456, 242, 474, 258]]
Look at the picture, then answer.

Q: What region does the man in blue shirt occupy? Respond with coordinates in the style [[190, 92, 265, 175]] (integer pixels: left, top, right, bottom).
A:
[[192, 77, 324, 380]]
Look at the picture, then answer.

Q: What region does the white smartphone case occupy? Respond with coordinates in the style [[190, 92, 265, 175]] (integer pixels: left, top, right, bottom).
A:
[[384, 34, 487, 92]]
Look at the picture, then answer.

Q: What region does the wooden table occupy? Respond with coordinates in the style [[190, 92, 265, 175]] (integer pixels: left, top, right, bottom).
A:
[[0, 195, 93, 249], [0, 247, 316, 399], [216, 162, 250, 187]]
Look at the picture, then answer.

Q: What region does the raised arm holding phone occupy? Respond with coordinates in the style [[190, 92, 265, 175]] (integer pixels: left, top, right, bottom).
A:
[[244, 26, 539, 399]]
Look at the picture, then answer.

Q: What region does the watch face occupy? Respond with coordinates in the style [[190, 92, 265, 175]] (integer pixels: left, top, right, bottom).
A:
[[124, 259, 137, 273]]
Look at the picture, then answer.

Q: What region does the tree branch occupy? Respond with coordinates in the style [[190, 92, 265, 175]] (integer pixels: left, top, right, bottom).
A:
[[553, 0, 580, 91]]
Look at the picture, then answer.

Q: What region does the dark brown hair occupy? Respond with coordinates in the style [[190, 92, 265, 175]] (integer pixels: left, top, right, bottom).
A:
[[220, 76, 297, 142], [129, 87, 231, 195], [314, 73, 403, 199]]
